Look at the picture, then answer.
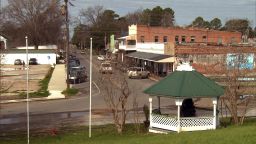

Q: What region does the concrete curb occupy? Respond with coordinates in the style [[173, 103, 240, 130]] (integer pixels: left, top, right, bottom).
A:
[[0, 96, 65, 104], [148, 76, 160, 82]]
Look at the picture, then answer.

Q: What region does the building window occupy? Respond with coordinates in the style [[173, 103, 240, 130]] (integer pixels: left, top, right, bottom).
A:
[[175, 36, 179, 44], [163, 36, 168, 42], [154, 36, 159, 42], [218, 37, 222, 44], [190, 36, 195, 43], [140, 36, 145, 43], [230, 37, 235, 44], [202, 36, 207, 42], [127, 40, 136, 45], [181, 36, 186, 43]]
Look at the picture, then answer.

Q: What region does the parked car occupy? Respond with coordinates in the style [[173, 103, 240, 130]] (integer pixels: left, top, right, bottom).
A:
[[14, 59, 22, 65], [127, 67, 150, 79], [99, 62, 113, 74], [29, 58, 38, 65], [80, 50, 85, 54], [69, 58, 80, 68], [97, 55, 105, 61], [69, 66, 87, 84]]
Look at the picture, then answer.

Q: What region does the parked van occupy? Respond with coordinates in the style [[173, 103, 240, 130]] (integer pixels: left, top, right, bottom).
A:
[[69, 66, 87, 84]]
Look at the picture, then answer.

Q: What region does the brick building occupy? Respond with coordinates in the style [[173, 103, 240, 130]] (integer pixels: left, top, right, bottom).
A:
[[128, 25, 241, 45], [118, 25, 244, 76]]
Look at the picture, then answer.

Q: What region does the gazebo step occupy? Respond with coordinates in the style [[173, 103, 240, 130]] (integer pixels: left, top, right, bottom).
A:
[[149, 127, 173, 134]]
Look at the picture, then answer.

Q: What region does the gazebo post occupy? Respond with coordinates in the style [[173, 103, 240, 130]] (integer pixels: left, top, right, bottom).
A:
[[175, 98, 183, 133], [212, 97, 217, 129], [149, 96, 153, 128]]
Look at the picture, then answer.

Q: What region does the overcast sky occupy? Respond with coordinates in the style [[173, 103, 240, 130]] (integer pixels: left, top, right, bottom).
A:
[[70, 0, 256, 27], [2, 0, 256, 27]]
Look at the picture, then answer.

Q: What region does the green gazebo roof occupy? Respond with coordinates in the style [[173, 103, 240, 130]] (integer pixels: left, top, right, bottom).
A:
[[144, 71, 224, 98]]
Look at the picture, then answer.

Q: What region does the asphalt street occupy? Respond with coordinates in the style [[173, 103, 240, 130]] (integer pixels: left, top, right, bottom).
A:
[[0, 48, 163, 134], [2, 49, 255, 134]]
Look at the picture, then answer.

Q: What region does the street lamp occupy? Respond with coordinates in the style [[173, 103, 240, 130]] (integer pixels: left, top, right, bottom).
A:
[[25, 36, 30, 144], [89, 37, 92, 138]]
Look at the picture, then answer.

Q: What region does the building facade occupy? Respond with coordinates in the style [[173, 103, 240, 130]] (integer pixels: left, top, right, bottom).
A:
[[128, 25, 241, 45], [118, 24, 243, 76], [1, 49, 57, 65]]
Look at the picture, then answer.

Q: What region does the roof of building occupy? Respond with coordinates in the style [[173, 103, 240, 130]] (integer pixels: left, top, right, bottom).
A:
[[2, 49, 56, 54], [126, 51, 173, 62], [0, 34, 7, 40], [144, 70, 224, 98]]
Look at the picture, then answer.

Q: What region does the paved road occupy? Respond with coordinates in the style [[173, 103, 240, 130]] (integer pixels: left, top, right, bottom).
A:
[[0, 48, 161, 133], [5, 48, 255, 133]]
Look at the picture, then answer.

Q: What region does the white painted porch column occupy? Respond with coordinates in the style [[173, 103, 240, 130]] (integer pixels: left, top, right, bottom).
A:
[[149, 97, 153, 128], [212, 97, 217, 129], [175, 98, 183, 133]]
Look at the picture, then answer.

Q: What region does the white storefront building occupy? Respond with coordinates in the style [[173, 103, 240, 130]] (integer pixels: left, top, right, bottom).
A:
[[1, 49, 57, 65]]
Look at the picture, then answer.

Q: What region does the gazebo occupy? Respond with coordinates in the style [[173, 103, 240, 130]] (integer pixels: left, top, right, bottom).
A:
[[144, 64, 224, 133]]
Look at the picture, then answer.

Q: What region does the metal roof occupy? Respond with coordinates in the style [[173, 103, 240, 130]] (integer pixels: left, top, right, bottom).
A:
[[144, 71, 224, 98], [126, 51, 172, 62], [2, 49, 56, 54]]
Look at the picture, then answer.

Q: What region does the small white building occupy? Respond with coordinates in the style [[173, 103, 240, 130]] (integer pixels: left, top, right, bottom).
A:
[[16, 45, 58, 50], [1, 49, 57, 65], [0, 35, 7, 49]]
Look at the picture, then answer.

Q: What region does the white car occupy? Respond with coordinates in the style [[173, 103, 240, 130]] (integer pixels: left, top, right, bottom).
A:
[[127, 67, 150, 79], [97, 55, 105, 61], [99, 62, 113, 74]]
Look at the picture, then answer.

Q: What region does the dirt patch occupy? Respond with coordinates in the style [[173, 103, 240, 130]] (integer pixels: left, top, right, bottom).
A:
[[0, 65, 51, 97]]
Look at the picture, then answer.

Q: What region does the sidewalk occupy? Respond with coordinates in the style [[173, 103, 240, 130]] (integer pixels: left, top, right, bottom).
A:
[[48, 64, 66, 99]]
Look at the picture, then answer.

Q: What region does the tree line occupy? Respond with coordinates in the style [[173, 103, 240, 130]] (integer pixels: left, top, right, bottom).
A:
[[0, 2, 255, 49], [190, 16, 256, 38], [0, 0, 64, 49]]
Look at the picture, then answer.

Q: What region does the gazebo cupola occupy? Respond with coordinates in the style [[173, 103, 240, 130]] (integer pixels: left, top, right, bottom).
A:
[[144, 63, 224, 133]]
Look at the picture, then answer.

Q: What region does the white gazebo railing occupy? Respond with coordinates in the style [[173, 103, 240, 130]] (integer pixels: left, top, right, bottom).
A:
[[148, 97, 218, 133], [180, 117, 214, 131], [151, 114, 214, 132], [151, 114, 178, 131]]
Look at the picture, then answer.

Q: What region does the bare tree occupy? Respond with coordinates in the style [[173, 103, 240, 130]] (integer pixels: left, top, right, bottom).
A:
[[201, 53, 254, 125], [4, 0, 63, 48], [98, 71, 131, 133], [80, 5, 104, 26]]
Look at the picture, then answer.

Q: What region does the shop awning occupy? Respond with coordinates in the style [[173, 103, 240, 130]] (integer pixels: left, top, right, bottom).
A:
[[126, 51, 174, 63]]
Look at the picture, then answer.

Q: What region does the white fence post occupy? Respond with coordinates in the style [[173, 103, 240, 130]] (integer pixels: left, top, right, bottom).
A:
[[212, 97, 217, 129], [175, 98, 183, 133], [149, 97, 153, 128]]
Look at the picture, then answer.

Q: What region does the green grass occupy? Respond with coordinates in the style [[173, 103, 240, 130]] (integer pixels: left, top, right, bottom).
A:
[[19, 67, 54, 98], [62, 88, 79, 96], [1, 119, 256, 144]]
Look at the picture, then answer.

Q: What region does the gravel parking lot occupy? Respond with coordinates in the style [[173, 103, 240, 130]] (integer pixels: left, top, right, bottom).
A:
[[0, 64, 51, 99]]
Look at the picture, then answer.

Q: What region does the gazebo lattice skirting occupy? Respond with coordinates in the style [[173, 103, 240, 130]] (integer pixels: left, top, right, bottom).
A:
[[148, 97, 218, 133], [144, 64, 224, 133]]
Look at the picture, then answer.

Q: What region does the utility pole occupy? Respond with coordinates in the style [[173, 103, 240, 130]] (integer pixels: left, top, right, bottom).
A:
[[63, 0, 70, 89]]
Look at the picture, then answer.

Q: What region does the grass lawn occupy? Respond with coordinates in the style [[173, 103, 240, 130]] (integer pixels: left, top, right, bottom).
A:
[[1, 119, 256, 144], [19, 67, 54, 98]]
